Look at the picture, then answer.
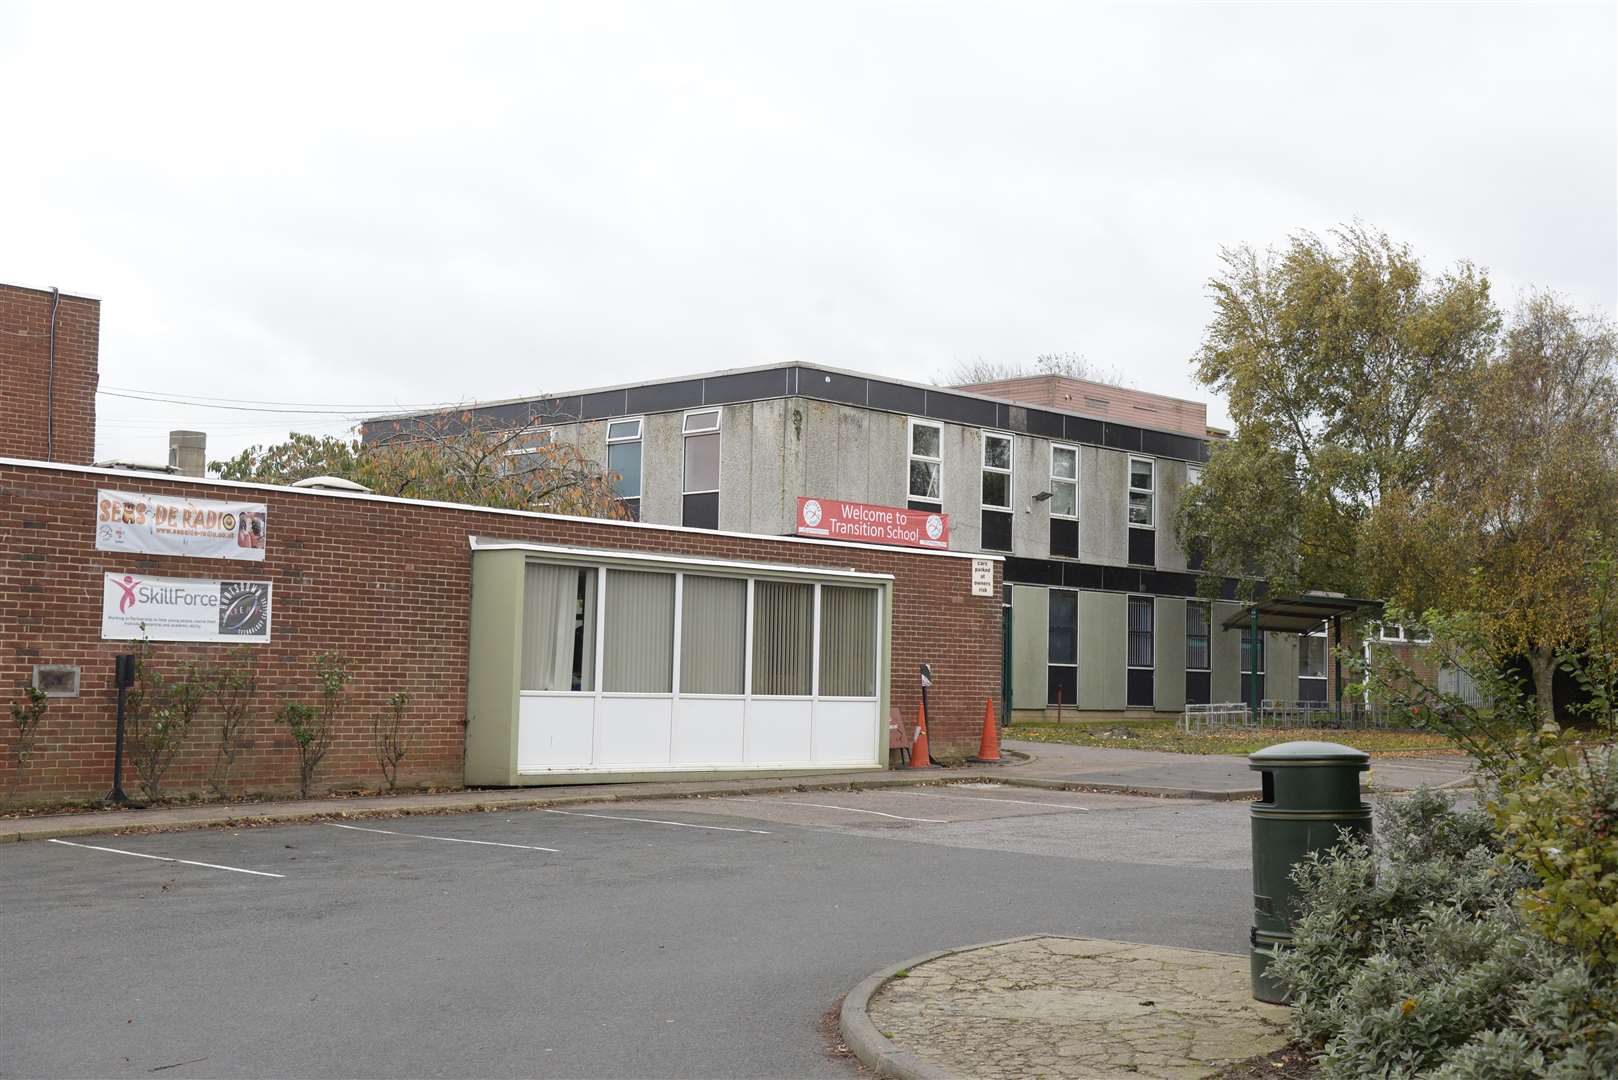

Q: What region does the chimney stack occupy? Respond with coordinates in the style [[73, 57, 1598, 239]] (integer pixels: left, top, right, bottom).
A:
[[168, 430, 206, 477]]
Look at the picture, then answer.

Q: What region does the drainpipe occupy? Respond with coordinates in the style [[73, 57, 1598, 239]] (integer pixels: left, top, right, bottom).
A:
[[46, 287, 60, 462]]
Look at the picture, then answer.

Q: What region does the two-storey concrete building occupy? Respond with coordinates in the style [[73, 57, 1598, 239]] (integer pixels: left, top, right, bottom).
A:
[[367, 363, 1320, 720]]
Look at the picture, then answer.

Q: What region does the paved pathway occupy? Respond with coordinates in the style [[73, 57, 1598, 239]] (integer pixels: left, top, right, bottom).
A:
[[856, 936, 1290, 1079], [1, 739, 1472, 843]]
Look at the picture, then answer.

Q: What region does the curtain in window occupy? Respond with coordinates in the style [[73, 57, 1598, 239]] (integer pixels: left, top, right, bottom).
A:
[[1128, 597, 1154, 668], [603, 570, 674, 692], [752, 580, 813, 695], [681, 576, 746, 694], [819, 586, 877, 697], [522, 564, 595, 691]]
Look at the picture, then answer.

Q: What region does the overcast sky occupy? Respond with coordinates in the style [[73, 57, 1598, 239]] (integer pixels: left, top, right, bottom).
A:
[[3, 1, 1613, 465]]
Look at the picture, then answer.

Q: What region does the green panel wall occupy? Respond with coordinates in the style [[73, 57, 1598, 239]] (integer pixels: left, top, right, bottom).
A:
[[1212, 600, 1244, 703], [1009, 585, 1050, 710], [1079, 590, 1127, 710], [465, 549, 526, 786], [1154, 596, 1186, 713]]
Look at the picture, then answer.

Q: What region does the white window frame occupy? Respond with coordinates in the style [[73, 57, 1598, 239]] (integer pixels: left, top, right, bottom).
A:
[[1128, 456, 1155, 529], [1049, 443, 1078, 520], [907, 418, 944, 504], [980, 430, 1013, 511], [1187, 462, 1204, 487], [607, 417, 643, 442], [1299, 628, 1329, 682], [504, 426, 553, 458], [682, 409, 722, 496]]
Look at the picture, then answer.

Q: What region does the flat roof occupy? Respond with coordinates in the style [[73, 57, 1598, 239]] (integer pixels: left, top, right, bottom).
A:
[[1220, 593, 1383, 633], [363, 362, 1212, 464]]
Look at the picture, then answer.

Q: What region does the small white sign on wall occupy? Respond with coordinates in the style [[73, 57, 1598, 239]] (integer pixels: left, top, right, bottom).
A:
[[970, 559, 995, 597]]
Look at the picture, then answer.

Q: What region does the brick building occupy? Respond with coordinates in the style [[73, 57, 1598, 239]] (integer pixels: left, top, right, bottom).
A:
[[0, 283, 99, 466]]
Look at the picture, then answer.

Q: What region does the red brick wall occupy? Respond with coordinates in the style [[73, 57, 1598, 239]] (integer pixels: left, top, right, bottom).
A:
[[1, 463, 1001, 804], [0, 285, 100, 466]]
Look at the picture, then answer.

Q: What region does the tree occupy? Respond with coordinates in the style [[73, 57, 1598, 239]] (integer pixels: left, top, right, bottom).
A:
[[940, 351, 1124, 388], [211, 407, 628, 519], [1363, 292, 1618, 722], [1177, 224, 1499, 597]]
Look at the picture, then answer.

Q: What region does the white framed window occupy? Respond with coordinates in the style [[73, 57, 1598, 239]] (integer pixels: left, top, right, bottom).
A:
[[1377, 622, 1431, 644], [606, 417, 643, 506], [1128, 457, 1154, 528], [908, 419, 943, 503], [981, 431, 1012, 510], [1049, 444, 1078, 519], [1187, 463, 1204, 487], [682, 409, 720, 434], [1300, 630, 1328, 680]]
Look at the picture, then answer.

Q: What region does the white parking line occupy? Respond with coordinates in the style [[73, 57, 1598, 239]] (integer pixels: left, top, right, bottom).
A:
[[46, 838, 285, 878], [542, 808, 771, 835], [324, 822, 560, 852], [894, 790, 1091, 812], [736, 798, 946, 823]]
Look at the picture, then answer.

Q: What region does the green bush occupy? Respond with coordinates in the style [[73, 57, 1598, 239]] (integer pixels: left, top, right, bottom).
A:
[[1273, 789, 1618, 1078]]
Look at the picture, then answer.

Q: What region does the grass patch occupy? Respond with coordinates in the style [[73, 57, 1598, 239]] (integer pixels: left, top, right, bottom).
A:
[[1006, 719, 1453, 756]]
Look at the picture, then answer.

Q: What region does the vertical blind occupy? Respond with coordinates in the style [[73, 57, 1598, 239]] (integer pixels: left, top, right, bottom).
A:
[[819, 586, 878, 697], [681, 576, 746, 694], [522, 564, 596, 691], [1185, 603, 1211, 671], [752, 580, 814, 696], [603, 570, 674, 692], [1127, 596, 1154, 668]]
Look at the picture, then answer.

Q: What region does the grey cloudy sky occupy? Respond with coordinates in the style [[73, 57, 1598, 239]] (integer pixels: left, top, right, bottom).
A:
[[3, 1, 1613, 465]]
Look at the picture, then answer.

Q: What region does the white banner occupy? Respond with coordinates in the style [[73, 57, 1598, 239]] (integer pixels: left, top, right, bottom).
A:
[[95, 489, 267, 561], [102, 573, 273, 643]]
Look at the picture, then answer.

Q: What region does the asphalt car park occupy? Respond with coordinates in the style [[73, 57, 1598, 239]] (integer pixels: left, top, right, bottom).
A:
[[2, 784, 1255, 1078]]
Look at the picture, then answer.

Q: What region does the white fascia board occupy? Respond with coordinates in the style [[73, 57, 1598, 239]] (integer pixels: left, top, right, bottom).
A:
[[468, 537, 895, 582]]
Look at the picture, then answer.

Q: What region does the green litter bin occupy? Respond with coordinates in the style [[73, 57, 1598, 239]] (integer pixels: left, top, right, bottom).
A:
[[1249, 740, 1371, 1004]]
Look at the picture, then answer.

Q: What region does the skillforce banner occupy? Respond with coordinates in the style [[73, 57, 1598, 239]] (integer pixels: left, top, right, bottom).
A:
[[95, 489, 267, 561], [101, 573, 273, 643], [795, 497, 950, 550]]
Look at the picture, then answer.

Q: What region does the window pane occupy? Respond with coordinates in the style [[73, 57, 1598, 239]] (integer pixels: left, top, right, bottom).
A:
[[908, 459, 940, 499], [684, 431, 720, 492], [1128, 597, 1154, 668], [911, 423, 940, 459], [1052, 446, 1076, 480], [983, 434, 1010, 470], [1186, 603, 1210, 671], [681, 576, 745, 694], [603, 570, 674, 692], [607, 418, 641, 441], [1242, 629, 1265, 672], [522, 564, 596, 691], [1051, 481, 1076, 517], [1048, 591, 1077, 665], [608, 441, 641, 499], [1300, 635, 1327, 678], [1130, 459, 1153, 490], [981, 470, 1009, 508], [819, 586, 878, 697], [1129, 491, 1153, 525], [683, 410, 720, 433], [1187, 464, 1204, 486], [752, 580, 813, 695]]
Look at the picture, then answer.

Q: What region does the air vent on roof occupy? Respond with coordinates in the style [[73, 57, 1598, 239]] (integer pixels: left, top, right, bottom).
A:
[[290, 475, 371, 492]]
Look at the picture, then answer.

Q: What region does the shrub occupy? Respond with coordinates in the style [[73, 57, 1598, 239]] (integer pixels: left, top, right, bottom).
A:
[[372, 690, 414, 791], [125, 645, 211, 801], [207, 649, 258, 799], [279, 703, 327, 798], [7, 686, 49, 798]]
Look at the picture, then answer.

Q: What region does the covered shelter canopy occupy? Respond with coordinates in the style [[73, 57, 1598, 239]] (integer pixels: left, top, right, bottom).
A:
[[1220, 592, 1383, 633]]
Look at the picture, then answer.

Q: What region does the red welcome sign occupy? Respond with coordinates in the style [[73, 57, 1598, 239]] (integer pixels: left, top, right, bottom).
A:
[[795, 498, 950, 550]]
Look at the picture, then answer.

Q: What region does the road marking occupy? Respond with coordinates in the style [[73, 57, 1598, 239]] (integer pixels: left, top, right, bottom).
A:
[[542, 808, 771, 834], [45, 838, 285, 878], [324, 822, 560, 852], [737, 798, 946, 823], [893, 790, 1091, 812]]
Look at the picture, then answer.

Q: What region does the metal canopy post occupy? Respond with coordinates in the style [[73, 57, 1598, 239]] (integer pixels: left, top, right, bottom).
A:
[[1249, 606, 1260, 722]]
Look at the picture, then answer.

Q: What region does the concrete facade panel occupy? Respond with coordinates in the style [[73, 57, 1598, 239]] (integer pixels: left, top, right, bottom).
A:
[[1079, 590, 1127, 710], [1212, 601, 1245, 703], [835, 406, 872, 503], [717, 404, 754, 532], [747, 398, 791, 535], [1014, 434, 1050, 558], [1156, 459, 1189, 572], [802, 399, 841, 504], [1010, 585, 1049, 711], [1155, 596, 1186, 713], [641, 411, 684, 526], [866, 410, 909, 510], [941, 424, 980, 552], [1080, 447, 1127, 565]]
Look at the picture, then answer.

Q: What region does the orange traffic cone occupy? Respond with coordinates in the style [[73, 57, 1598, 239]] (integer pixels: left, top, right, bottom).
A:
[[971, 698, 1001, 763], [908, 700, 932, 768]]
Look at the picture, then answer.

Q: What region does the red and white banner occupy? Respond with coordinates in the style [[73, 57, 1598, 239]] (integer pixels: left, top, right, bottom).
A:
[[795, 498, 949, 550]]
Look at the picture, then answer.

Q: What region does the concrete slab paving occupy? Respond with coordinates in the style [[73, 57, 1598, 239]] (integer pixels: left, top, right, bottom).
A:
[[852, 935, 1290, 1079]]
